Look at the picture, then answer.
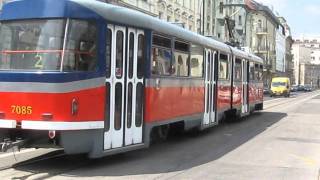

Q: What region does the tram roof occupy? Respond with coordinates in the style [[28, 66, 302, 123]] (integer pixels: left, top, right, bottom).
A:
[[2, 0, 263, 64], [71, 0, 263, 64]]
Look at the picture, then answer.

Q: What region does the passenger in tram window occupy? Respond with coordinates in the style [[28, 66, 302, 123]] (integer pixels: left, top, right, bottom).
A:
[[235, 65, 241, 80], [152, 47, 171, 75], [219, 63, 224, 79], [65, 20, 97, 72], [151, 48, 160, 75], [219, 61, 227, 79], [15, 29, 39, 70], [42, 38, 61, 70], [79, 41, 96, 71], [174, 53, 189, 77], [177, 55, 183, 76]]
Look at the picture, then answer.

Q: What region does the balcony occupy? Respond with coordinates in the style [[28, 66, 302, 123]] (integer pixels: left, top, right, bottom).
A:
[[256, 27, 268, 35], [253, 45, 269, 54], [263, 64, 272, 71]]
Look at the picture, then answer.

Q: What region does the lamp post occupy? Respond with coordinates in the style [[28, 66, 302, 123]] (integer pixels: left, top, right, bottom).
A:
[[199, 0, 205, 35]]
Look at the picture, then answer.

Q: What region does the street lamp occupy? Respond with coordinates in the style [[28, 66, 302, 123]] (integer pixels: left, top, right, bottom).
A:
[[199, 0, 205, 35]]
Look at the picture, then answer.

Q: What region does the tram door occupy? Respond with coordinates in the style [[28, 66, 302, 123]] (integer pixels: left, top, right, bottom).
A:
[[242, 59, 249, 114], [203, 49, 216, 127], [104, 25, 145, 150]]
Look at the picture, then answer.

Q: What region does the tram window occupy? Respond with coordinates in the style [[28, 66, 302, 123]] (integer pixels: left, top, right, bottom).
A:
[[175, 41, 189, 52], [190, 44, 204, 77], [249, 62, 255, 81], [64, 20, 97, 71], [116, 31, 124, 78], [151, 47, 171, 75], [135, 83, 144, 127], [105, 83, 111, 131], [259, 64, 263, 81], [106, 29, 112, 78], [255, 64, 260, 80], [254, 64, 258, 80], [206, 52, 210, 80], [128, 33, 134, 79], [115, 83, 122, 130], [219, 54, 229, 80], [127, 83, 133, 128], [0, 19, 65, 71], [137, 34, 145, 79], [173, 51, 189, 77], [234, 58, 242, 81], [173, 40, 189, 77], [152, 35, 171, 48]]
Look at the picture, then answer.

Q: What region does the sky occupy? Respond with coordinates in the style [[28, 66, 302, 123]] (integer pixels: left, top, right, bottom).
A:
[[256, 0, 320, 38]]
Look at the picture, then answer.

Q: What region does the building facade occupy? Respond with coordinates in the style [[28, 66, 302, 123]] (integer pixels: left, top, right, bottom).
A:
[[292, 43, 311, 85], [275, 24, 286, 73], [278, 17, 294, 83], [247, 5, 279, 86], [299, 63, 320, 87], [100, 0, 215, 35], [292, 37, 320, 86], [214, 0, 247, 45]]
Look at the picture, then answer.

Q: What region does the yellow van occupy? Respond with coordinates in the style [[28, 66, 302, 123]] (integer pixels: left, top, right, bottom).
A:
[[270, 77, 290, 97]]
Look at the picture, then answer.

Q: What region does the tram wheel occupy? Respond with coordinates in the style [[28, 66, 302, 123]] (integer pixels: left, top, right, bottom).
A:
[[150, 124, 170, 144], [157, 125, 170, 141]]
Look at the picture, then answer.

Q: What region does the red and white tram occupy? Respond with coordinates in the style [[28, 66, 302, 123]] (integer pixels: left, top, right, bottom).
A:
[[0, 0, 263, 158]]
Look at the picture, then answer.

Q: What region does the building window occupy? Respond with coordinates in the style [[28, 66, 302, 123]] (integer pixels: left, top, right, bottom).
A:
[[257, 19, 262, 28], [219, 2, 224, 14], [159, 12, 163, 19], [238, 15, 242, 25]]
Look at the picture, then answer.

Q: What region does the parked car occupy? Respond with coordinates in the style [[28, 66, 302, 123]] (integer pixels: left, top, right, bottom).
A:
[[290, 85, 298, 92], [264, 87, 270, 94], [304, 85, 312, 92], [297, 85, 305, 91]]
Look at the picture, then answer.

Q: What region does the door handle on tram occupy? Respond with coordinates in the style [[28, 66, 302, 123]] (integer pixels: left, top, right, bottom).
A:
[[156, 78, 161, 90]]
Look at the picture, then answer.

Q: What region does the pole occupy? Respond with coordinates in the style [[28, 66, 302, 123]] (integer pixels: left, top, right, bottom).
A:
[[298, 63, 301, 85], [199, 0, 202, 34], [202, 0, 205, 35]]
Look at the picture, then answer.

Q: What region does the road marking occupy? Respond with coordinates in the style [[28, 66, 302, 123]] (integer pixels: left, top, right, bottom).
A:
[[289, 153, 317, 166], [0, 148, 36, 158]]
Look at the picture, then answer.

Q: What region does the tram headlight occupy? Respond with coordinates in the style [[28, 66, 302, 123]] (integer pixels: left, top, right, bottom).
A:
[[71, 98, 79, 116]]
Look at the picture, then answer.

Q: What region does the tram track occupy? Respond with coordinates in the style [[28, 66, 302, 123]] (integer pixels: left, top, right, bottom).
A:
[[0, 149, 66, 171], [0, 149, 95, 180], [263, 91, 320, 110]]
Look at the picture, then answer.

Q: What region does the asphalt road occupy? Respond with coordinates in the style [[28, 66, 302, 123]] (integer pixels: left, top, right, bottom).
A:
[[1, 91, 320, 180], [263, 91, 308, 101]]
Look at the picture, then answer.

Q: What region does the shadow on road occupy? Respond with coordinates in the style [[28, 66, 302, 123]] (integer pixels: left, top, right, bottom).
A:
[[12, 111, 287, 178]]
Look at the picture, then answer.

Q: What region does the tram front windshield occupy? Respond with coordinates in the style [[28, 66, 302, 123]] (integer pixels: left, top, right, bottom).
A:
[[0, 19, 97, 72]]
